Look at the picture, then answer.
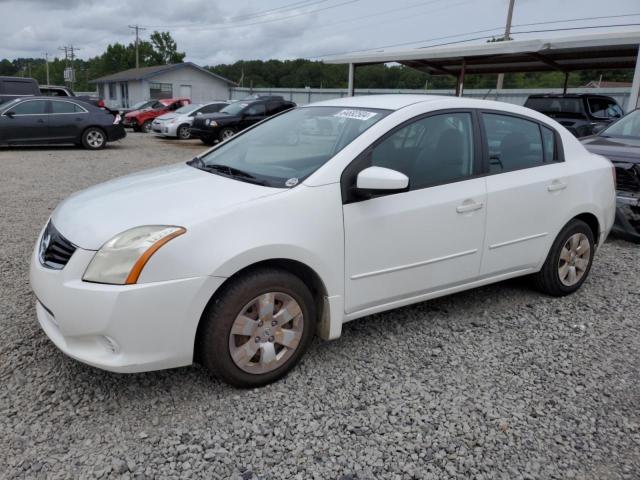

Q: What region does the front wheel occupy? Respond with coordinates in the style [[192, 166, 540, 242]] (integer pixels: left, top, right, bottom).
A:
[[141, 120, 153, 133], [177, 124, 191, 140], [219, 128, 235, 142], [533, 219, 595, 296], [197, 268, 316, 388], [81, 127, 106, 150]]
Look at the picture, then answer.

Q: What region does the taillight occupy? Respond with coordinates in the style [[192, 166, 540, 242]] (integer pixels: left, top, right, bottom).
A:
[[98, 99, 105, 108], [113, 114, 121, 125]]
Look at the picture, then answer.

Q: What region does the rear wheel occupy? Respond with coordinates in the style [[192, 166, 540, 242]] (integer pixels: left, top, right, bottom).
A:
[[141, 120, 153, 133], [81, 127, 106, 150], [533, 219, 595, 296], [197, 268, 316, 388], [177, 124, 191, 140]]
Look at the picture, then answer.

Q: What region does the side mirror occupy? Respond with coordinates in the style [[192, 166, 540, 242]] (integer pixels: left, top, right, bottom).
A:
[[5, 111, 15, 118], [356, 166, 409, 196]]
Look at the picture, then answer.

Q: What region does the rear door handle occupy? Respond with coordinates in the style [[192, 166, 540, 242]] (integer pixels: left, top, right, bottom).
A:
[[456, 200, 484, 214], [547, 180, 567, 192]]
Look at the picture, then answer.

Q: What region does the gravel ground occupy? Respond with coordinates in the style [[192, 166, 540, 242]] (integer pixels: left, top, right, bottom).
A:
[[1, 132, 639, 480]]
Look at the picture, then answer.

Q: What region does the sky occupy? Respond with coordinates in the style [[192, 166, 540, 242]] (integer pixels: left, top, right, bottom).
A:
[[0, 0, 639, 65]]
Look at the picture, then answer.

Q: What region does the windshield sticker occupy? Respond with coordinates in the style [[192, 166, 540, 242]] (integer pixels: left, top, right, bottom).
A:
[[285, 178, 299, 187], [334, 109, 378, 121]]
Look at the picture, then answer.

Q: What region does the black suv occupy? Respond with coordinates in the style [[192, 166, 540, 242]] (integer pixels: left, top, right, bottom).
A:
[[524, 94, 624, 138], [190, 95, 296, 145], [0, 76, 39, 105]]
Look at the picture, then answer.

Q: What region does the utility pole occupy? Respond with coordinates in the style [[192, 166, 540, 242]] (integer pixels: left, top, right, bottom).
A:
[[59, 45, 80, 90], [129, 25, 146, 69], [495, 0, 515, 91], [43, 52, 50, 85]]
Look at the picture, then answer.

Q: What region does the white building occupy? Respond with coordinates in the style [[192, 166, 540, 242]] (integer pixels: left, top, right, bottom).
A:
[[91, 62, 236, 108]]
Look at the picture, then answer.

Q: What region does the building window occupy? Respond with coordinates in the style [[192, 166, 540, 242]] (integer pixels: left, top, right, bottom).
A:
[[108, 82, 117, 100], [149, 82, 173, 99]]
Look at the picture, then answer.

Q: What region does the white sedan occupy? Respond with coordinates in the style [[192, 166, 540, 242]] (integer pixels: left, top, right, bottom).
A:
[[151, 101, 228, 139], [30, 95, 616, 387]]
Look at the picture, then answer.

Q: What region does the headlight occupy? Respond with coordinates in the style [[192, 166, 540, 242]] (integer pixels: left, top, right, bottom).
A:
[[206, 120, 218, 127], [83, 226, 186, 285]]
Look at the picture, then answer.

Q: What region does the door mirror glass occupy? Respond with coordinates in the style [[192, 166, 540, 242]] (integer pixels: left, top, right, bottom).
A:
[[356, 166, 409, 194]]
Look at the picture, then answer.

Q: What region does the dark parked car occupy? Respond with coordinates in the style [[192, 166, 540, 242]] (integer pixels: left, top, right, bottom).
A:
[[39, 84, 108, 111], [524, 94, 624, 138], [190, 96, 296, 145], [0, 76, 39, 105], [0, 96, 125, 149], [582, 109, 640, 242]]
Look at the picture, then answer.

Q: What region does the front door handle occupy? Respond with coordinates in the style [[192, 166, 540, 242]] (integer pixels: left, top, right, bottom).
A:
[[456, 200, 484, 214], [547, 180, 567, 192]]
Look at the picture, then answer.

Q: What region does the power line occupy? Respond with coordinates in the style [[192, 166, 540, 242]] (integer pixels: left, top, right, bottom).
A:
[[140, 0, 361, 32], [314, 14, 640, 59]]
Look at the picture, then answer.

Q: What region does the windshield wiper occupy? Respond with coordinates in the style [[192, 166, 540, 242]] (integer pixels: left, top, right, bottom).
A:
[[188, 159, 266, 185]]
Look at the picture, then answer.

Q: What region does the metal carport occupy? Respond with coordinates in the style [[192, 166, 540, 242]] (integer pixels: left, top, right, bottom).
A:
[[324, 31, 640, 112]]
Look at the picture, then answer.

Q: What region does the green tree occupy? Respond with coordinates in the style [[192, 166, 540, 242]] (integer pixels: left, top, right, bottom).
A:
[[149, 31, 185, 65]]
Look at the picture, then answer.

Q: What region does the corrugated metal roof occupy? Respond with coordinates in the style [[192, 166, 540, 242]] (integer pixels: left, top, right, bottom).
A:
[[324, 31, 640, 76], [91, 62, 236, 85]]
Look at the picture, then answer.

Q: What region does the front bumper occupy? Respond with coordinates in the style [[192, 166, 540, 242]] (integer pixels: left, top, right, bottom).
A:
[[29, 239, 224, 373], [189, 126, 217, 139], [612, 194, 640, 243], [152, 121, 178, 137]]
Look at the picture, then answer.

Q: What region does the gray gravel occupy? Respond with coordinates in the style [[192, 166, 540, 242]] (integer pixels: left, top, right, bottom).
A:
[[1, 132, 640, 479]]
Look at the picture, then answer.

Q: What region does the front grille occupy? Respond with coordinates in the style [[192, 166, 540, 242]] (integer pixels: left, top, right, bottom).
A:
[[39, 221, 76, 269], [613, 162, 640, 194]]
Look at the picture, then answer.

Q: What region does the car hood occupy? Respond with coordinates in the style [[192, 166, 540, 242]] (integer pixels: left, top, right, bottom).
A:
[[199, 112, 239, 122], [581, 136, 640, 163], [51, 163, 285, 250]]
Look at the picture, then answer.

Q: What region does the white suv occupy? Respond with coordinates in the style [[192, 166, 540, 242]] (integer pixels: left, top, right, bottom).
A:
[[30, 95, 616, 387]]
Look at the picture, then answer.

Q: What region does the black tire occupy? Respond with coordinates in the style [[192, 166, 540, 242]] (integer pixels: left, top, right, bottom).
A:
[[533, 219, 595, 296], [197, 268, 316, 388], [218, 128, 235, 142], [141, 120, 153, 133], [132, 125, 141, 132], [200, 136, 215, 146], [81, 127, 107, 150], [177, 124, 191, 140]]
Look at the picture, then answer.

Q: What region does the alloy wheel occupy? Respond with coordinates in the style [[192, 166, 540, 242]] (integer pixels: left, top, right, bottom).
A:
[[558, 232, 591, 286], [178, 126, 190, 139], [221, 129, 234, 140], [228, 292, 304, 374], [86, 130, 104, 148]]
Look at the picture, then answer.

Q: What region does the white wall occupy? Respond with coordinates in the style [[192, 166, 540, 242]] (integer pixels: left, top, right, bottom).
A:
[[230, 87, 632, 110], [151, 67, 231, 103]]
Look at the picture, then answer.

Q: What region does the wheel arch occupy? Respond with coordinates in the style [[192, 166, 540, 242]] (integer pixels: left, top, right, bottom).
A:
[[194, 257, 332, 361], [79, 125, 107, 145], [572, 212, 600, 245]]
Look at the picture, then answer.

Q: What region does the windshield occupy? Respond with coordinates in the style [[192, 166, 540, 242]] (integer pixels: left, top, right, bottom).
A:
[[220, 102, 248, 115], [175, 104, 202, 114], [130, 100, 156, 110], [602, 110, 640, 139], [190, 106, 390, 187]]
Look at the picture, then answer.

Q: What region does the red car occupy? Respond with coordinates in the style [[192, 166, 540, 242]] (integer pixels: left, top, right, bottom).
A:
[[123, 98, 191, 133]]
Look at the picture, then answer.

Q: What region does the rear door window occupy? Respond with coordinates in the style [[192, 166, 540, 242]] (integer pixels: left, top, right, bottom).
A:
[[482, 113, 544, 173]]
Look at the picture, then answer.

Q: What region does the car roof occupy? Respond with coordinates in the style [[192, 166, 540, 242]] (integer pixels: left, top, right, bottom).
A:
[[305, 94, 453, 111], [527, 93, 615, 100]]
